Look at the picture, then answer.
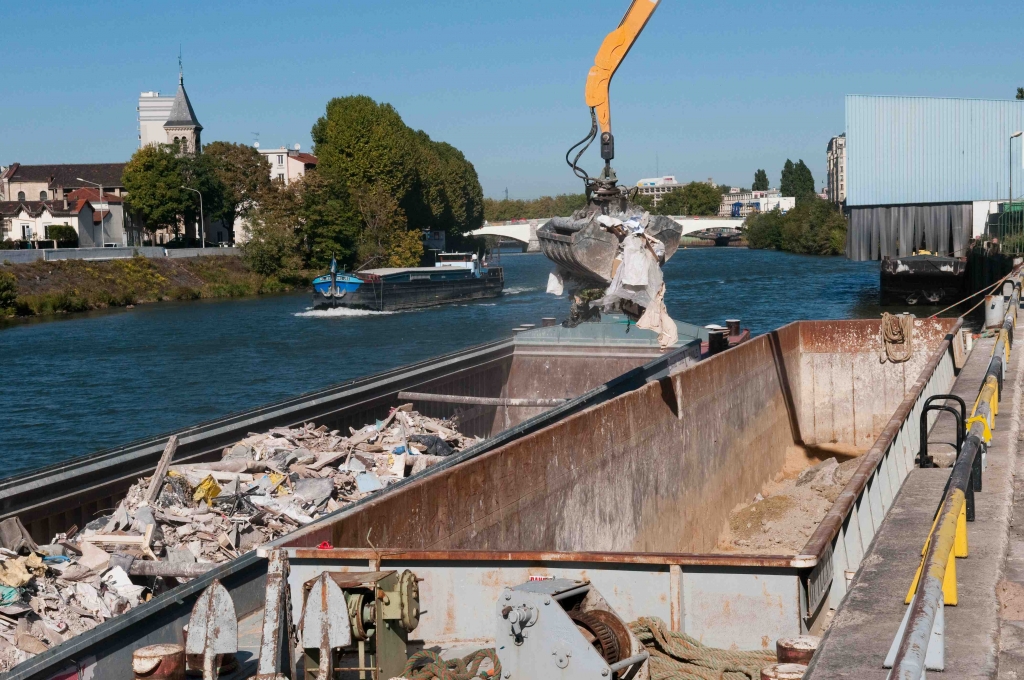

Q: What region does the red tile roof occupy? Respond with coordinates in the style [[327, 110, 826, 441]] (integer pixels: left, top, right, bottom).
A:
[[291, 153, 318, 165], [66, 188, 122, 203]]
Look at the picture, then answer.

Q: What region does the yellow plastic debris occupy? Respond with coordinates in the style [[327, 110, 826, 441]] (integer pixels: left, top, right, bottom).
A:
[[0, 557, 33, 588], [193, 475, 222, 504]]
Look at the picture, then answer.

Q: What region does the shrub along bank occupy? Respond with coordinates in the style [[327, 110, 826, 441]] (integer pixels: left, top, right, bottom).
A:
[[0, 255, 313, 319], [744, 197, 847, 256]]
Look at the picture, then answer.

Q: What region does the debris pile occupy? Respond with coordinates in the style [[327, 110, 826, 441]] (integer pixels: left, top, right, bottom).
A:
[[719, 451, 865, 554], [0, 406, 473, 671]]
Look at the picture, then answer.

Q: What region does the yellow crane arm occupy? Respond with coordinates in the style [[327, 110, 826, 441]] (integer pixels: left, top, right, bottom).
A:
[[584, 0, 660, 134]]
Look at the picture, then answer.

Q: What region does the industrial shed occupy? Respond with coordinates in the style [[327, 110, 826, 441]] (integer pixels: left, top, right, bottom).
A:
[[845, 95, 1024, 260]]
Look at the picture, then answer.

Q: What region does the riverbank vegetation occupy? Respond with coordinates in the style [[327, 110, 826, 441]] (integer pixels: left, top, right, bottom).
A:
[[0, 256, 311, 318], [123, 95, 485, 277], [483, 194, 587, 221], [744, 197, 847, 256]]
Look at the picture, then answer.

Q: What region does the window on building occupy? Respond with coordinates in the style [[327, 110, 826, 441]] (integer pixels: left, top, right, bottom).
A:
[[39, 191, 47, 201], [17, 191, 25, 201], [277, 155, 284, 165], [277, 174, 285, 182], [21, 224, 31, 239]]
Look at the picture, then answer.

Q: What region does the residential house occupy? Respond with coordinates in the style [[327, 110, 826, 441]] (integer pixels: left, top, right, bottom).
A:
[[0, 197, 122, 247], [258, 146, 318, 186]]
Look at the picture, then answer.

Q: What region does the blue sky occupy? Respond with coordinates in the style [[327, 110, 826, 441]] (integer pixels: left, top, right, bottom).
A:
[[3, 0, 1022, 199]]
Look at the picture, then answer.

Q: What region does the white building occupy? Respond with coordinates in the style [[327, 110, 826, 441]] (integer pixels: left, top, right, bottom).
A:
[[257, 146, 318, 185], [826, 133, 847, 206], [636, 176, 683, 206], [718, 190, 795, 217], [137, 72, 203, 152]]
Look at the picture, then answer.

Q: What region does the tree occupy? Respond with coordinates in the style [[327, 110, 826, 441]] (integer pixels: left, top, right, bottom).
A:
[[204, 142, 272, 243], [122, 145, 190, 239], [0, 271, 16, 311], [311, 95, 483, 267], [179, 151, 226, 242], [353, 182, 422, 268], [681, 181, 722, 215], [1017, 87, 1024, 100], [745, 197, 846, 255], [483, 194, 586, 221], [780, 159, 815, 202], [292, 170, 361, 270], [46, 224, 78, 246], [752, 169, 769, 191], [122, 144, 225, 243]]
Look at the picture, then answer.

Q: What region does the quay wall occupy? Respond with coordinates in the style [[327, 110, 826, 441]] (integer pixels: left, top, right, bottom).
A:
[[0, 246, 239, 264]]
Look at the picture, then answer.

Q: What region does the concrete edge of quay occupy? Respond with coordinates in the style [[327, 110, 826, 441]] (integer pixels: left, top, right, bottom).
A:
[[0, 246, 240, 265]]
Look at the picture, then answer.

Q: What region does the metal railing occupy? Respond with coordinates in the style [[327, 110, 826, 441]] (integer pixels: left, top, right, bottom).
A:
[[885, 272, 1021, 678], [991, 203, 1024, 254]]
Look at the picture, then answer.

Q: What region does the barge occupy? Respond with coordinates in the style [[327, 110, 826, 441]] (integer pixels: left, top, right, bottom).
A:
[[880, 253, 967, 305], [2, 316, 969, 679], [312, 253, 503, 311]]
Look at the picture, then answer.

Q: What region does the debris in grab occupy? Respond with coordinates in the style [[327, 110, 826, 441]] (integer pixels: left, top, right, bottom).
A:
[[0, 406, 475, 672]]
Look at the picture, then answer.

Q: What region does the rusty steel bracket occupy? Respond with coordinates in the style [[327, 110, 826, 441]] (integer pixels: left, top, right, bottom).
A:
[[185, 579, 238, 680], [256, 550, 294, 680], [301, 572, 352, 680]]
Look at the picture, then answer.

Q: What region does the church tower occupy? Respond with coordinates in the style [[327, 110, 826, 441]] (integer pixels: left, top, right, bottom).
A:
[[163, 69, 202, 153]]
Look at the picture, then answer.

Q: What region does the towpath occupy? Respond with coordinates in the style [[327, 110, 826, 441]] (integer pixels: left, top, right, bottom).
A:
[[806, 321, 1024, 678]]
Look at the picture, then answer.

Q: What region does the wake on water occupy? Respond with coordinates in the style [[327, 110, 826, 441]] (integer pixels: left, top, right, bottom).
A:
[[294, 307, 396, 318], [503, 286, 538, 295]]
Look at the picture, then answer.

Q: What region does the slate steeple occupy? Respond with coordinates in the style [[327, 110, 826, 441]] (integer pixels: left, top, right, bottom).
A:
[[163, 64, 202, 153]]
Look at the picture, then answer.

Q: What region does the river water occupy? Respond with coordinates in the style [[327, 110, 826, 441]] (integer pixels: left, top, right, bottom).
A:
[[0, 249, 898, 476]]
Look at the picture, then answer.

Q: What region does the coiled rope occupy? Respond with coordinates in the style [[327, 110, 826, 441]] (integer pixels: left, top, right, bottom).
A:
[[630, 617, 776, 680], [400, 618, 777, 680], [881, 312, 914, 363], [403, 649, 500, 680]]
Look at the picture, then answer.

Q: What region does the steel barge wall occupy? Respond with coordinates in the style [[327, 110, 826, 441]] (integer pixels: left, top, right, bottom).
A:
[[2, 329, 702, 680], [270, 318, 962, 651], [0, 325, 695, 546]]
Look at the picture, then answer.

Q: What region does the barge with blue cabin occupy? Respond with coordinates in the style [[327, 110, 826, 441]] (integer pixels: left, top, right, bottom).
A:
[[312, 252, 503, 311]]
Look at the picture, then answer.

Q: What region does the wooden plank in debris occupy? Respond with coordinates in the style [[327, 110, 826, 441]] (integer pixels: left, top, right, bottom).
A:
[[143, 435, 178, 505]]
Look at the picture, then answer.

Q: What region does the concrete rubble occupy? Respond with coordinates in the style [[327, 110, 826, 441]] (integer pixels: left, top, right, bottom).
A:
[[0, 405, 474, 672]]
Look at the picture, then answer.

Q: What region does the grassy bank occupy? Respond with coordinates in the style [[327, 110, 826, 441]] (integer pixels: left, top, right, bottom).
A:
[[0, 255, 313, 319]]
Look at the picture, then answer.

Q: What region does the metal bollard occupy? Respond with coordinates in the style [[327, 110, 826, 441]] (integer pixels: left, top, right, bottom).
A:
[[133, 643, 185, 680]]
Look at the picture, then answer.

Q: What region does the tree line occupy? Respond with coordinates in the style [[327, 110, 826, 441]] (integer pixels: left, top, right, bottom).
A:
[[122, 95, 485, 275]]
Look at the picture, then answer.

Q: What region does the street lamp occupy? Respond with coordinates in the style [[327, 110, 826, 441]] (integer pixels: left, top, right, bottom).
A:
[[1012, 132, 1023, 208], [76, 177, 104, 247], [180, 186, 205, 249]]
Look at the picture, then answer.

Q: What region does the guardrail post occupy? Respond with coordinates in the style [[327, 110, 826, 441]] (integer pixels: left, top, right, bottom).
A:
[[918, 398, 964, 468]]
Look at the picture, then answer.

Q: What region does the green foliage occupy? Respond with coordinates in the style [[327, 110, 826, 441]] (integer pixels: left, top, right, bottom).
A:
[[1017, 87, 1024, 100], [353, 182, 422, 268], [654, 182, 721, 216], [46, 224, 78, 246], [203, 142, 272, 240], [744, 197, 847, 255], [242, 204, 299, 277], [122, 144, 226, 240], [309, 95, 482, 270], [752, 169, 769, 191], [780, 159, 816, 202], [0, 271, 16, 310], [483, 194, 586, 221]]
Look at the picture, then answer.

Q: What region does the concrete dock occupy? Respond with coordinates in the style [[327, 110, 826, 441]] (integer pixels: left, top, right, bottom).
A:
[[807, 320, 1024, 678]]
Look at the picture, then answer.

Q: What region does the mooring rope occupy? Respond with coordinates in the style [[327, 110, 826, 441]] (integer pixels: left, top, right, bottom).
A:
[[630, 617, 777, 680], [401, 618, 778, 680], [403, 648, 501, 680], [881, 312, 914, 363]]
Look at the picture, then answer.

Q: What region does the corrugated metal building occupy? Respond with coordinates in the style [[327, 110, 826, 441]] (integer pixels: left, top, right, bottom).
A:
[[845, 95, 1024, 260]]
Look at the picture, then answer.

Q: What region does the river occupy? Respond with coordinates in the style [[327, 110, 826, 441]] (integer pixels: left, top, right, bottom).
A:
[[0, 249, 898, 476]]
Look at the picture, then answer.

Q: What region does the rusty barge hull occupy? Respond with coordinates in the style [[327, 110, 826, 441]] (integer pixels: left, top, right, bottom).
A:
[[267, 318, 963, 651], [3, 323, 703, 680]]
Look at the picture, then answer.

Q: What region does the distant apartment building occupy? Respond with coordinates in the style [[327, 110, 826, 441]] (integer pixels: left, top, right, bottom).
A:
[[636, 176, 682, 206], [717, 189, 796, 217], [258, 146, 318, 185], [827, 133, 847, 206]]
